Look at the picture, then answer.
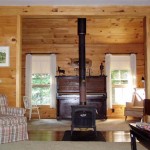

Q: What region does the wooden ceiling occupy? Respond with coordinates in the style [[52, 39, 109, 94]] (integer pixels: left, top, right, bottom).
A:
[[22, 17, 144, 48]]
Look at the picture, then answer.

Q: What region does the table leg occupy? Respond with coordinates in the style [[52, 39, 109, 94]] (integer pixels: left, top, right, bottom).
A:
[[130, 130, 137, 150]]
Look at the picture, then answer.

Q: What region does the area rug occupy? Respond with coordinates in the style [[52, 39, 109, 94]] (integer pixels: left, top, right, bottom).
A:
[[0, 141, 147, 150], [27, 119, 135, 131], [62, 130, 106, 141]]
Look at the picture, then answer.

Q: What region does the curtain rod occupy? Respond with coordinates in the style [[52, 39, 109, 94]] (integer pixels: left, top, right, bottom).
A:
[[105, 53, 137, 55], [26, 53, 58, 55]]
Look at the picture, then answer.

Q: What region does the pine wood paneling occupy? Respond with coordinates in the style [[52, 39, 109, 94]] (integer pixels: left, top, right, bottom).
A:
[[0, 6, 150, 16], [22, 18, 144, 77], [22, 18, 144, 45], [0, 6, 149, 118], [25, 106, 56, 119], [0, 16, 17, 106], [22, 17, 145, 118], [107, 105, 125, 119], [145, 17, 150, 98]]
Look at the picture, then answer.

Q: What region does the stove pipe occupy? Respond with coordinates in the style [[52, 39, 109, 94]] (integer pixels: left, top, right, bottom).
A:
[[78, 18, 86, 105]]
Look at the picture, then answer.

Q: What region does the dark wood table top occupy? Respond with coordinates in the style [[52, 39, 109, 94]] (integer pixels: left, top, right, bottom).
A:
[[129, 123, 150, 149]]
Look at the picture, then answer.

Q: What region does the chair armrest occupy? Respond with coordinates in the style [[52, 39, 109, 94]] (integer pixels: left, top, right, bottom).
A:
[[126, 102, 134, 108], [5, 107, 26, 116]]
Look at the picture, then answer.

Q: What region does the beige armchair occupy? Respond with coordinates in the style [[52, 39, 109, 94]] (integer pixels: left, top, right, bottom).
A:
[[124, 88, 145, 121]]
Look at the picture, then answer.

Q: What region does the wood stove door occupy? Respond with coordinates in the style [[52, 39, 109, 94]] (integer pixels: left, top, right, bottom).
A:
[[72, 110, 94, 127], [71, 105, 97, 135]]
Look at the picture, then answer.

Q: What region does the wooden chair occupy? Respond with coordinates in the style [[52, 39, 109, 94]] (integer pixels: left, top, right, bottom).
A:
[[23, 96, 40, 120]]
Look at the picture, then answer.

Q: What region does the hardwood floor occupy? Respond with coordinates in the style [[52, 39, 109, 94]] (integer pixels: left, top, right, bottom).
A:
[[28, 130, 131, 142], [27, 118, 135, 142]]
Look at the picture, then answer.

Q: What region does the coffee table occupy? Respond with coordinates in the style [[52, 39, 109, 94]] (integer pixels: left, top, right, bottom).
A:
[[129, 123, 150, 150]]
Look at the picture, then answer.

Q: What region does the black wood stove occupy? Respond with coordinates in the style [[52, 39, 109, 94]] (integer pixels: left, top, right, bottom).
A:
[[71, 18, 97, 135], [71, 105, 96, 135]]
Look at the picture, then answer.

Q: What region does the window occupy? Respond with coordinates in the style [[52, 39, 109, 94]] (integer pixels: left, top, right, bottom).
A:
[[105, 54, 136, 108], [32, 74, 50, 105], [111, 70, 131, 105], [111, 70, 129, 85], [25, 54, 56, 108]]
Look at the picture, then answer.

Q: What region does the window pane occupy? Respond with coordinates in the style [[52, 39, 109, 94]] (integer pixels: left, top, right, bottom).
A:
[[32, 74, 50, 84], [111, 70, 119, 79], [112, 88, 123, 104], [32, 74, 50, 105], [32, 86, 50, 105], [120, 70, 128, 80], [112, 87, 132, 105], [121, 80, 128, 84], [112, 80, 121, 85], [111, 69, 130, 105]]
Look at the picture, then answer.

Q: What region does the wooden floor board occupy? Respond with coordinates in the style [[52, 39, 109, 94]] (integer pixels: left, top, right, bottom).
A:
[[28, 130, 131, 142]]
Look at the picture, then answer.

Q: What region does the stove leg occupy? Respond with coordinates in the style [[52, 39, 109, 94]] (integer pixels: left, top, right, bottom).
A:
[[94, 127, 97, 136], [71, 125, 74, 135]]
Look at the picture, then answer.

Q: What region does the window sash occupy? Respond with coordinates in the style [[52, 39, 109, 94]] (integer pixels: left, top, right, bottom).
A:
[[112, 87, 132, 105], [111, 70, 130, 104], [31, 74, 50, 105]]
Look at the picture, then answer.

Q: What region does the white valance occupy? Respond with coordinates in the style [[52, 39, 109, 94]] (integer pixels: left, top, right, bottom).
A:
[[32, 55, 51, 74], [111, 55, 130, 70]]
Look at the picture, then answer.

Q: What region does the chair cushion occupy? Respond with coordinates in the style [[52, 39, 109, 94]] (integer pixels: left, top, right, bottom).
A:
[[125, 106, 143, 112], [0, 115, 27, 126]]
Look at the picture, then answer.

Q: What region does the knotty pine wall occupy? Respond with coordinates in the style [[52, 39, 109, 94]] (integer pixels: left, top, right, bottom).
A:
[[22, 18, 145, 79], [0, 16, 18, 106], [22, 17, 144, 119], [0, 6, 150, 119]]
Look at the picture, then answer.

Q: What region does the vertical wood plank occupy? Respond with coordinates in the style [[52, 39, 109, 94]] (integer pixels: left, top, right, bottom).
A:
[[144, 16, 150, 122], [144, 16, 150, 98], [16, 15, 22, 107], [0, 16, 17, 106]]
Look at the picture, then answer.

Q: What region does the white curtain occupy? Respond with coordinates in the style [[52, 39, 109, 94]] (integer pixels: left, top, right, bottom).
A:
[[130, 54, 137, 89], [105, 54, 136, 108], [25, 54, 32, 106], [111, 55, 130, 70], [32, 55, 50, 74], [105, 54, 112, 108], [49, 54, 57, 108]]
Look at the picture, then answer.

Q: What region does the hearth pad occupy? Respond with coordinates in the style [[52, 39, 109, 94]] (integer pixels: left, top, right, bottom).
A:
[[62, 130, 106, 141]]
